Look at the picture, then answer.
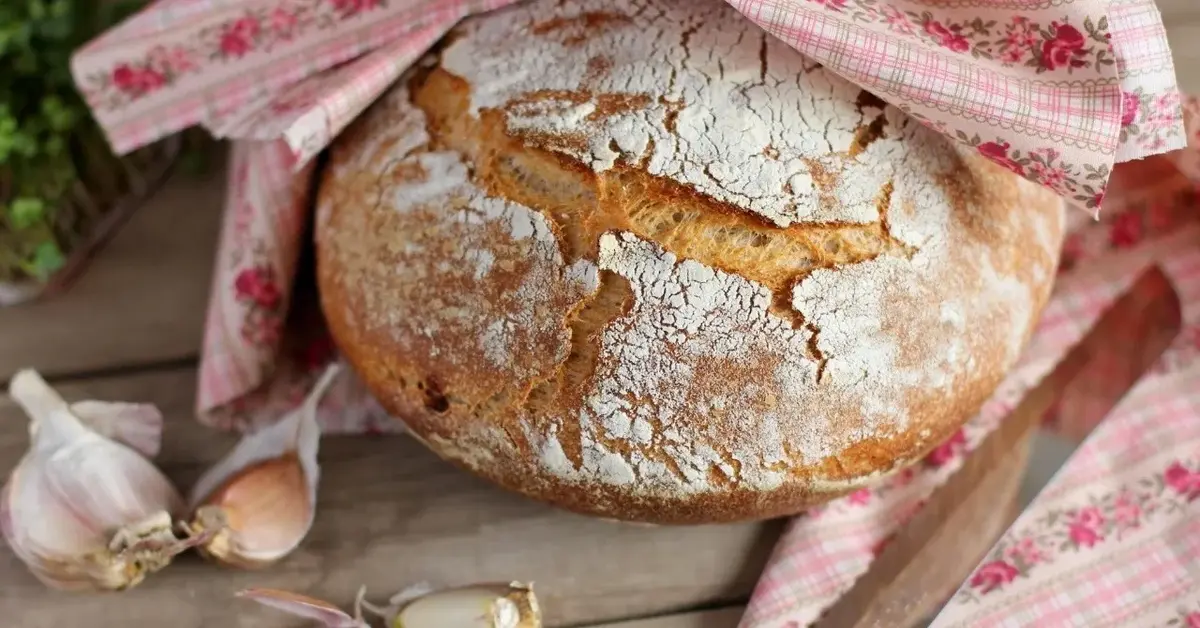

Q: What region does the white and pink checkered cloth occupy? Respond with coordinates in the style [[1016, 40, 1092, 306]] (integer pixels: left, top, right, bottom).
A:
[[69, 0, 1200, 625]]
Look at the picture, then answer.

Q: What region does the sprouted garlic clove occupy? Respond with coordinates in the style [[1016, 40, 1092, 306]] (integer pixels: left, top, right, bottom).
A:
[[360, 582, 542, 628], [1, 369, 200, 591], [188, 364, 343, 568], [238, 582, 542, 628]]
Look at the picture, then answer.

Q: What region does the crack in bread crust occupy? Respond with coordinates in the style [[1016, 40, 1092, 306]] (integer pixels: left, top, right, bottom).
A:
[[413, 66, 915, 342]]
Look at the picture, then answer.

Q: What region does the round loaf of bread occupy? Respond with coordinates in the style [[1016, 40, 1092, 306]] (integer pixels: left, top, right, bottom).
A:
[[316, 0, 1064, 524]]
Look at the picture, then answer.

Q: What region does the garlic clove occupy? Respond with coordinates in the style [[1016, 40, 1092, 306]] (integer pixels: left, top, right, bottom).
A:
[[69, 400, 163, 458], [2, 370, 196, 591], [188, 364, 342, 568], [237, 582, 542, 628], [390, 582, 542, 628], [386, 582, 437, 608], [189, 455, 310, 569], [237, 588, 369, 628]]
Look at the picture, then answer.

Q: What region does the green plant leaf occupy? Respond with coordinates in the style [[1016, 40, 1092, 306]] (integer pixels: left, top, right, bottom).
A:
[[41, 95, 77, 132], [8, 197, 45, 229], [28, 0, 47, 21], [28, 240, 66, 281], [0, 0, 157, 284]]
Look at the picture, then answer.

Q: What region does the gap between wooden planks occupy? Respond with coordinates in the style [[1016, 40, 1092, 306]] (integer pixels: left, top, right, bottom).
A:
[[586, 606, 745, 627], [0, 367, 777, 628]]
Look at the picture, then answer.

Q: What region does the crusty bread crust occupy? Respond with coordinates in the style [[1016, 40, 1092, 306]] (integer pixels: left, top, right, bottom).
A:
[[316, 0, 1064, 524]]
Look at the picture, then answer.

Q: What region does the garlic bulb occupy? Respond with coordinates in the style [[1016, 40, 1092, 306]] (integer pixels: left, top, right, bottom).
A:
[[0, 369, 197, 591], [238, 582, 542, 628], [187, 364, 342, 568]]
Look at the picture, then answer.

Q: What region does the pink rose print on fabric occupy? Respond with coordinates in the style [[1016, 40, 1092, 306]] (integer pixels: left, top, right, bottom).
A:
[[1004, 537, 1045, 567], [146, 46, 195, 76], [1153, 92, 1182, 124], [1122, 92, 1141, 127], [925, 429, 966, 467], [977, 141, 1025, 176], [242, 314, 283, 346], [1075, 506, 1104, 528], [1000, 47, 1023, 64], [1187, 611, 1200, 628], [1164, 462, 1200, 501], [1112, 491, 1142, 530], [970, 560, 1019, 594], [1067, 523, 1102, 547], [235, 266, 283, 310], [269, 8, 300, 39], [1067, 507, 1105, 548], [880, 6, 912, 35], [1029, 158, 1068, 193], [332, 0, 384, 17], [1109, 211, 1144, 249], [1041, 23, 1087, 71], [85, 0, 399, 111], [955, 457, 1200, 607], [847, 488, 872, 506], [1000, 17, 1038, 64], [220, 16, 261, 58], [111, 64, 167, 96], [924, 20, 969, 53]]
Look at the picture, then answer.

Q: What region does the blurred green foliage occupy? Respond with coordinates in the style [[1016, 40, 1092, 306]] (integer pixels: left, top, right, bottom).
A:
[[0, 0, 141, 282]]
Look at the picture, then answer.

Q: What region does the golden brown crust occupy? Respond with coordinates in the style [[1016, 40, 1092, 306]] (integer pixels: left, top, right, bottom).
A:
[[316, 0, 1063, 524]]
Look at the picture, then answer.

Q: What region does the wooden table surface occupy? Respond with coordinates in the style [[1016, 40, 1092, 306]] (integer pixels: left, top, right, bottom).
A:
[[2, 5, 1198, 626]]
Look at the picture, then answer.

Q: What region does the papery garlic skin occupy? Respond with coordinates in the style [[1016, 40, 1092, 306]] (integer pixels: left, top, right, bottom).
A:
[[1, 370, 190, 591], [70, 400, 164, 458], [189, 364, 342, 568], [238, 588, 370, 628]]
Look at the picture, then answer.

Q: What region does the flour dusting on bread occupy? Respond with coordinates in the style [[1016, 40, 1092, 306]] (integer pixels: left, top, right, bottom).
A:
[[442, 0, 900, 228]]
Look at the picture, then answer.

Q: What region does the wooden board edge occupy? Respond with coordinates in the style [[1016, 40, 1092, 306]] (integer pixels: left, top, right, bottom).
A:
[[582, 605, 745, 628]]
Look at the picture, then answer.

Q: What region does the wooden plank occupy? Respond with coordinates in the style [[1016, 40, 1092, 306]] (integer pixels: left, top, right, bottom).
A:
[[0, 368, 780, 628], [587, 607, 744, 628], [1162, 0, 1200, 92], [0, 163, 225, 382]]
